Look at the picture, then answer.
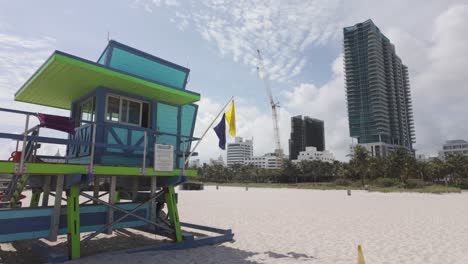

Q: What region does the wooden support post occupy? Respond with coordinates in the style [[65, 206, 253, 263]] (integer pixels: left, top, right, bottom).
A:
[[165, 185, 182, 242], [49, 174, 64, 241], [67, 185, 80, 260], [41, 176, 51, 207], [30, 189, 41, 208], [93, 175, 99, 205], [106, 176, 116, 235], [149, 177, 156, 230]]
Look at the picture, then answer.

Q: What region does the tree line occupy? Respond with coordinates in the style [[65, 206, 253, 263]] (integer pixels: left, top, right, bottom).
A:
[[194, 146, 468, 189]]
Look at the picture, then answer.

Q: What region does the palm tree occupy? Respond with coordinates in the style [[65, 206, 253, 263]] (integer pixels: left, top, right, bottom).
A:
[[281, 160, 299, 183], [368, 156, 386, 181], [350, 145, 370, 185], [446, 153, 468, 185]]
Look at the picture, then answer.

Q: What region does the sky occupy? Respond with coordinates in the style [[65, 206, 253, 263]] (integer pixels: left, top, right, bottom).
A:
[[0, 0, 467, 163]]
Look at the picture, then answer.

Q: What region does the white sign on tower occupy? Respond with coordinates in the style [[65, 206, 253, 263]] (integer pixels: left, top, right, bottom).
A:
[[154, 144, 174, 172]]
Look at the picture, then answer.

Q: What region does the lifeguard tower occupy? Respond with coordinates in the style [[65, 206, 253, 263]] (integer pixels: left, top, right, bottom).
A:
[[0, 40, 233, 261]]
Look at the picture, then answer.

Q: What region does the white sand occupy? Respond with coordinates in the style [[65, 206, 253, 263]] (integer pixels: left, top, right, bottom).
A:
[[2, 187, 468, 263], [72, 186, 468, 264]]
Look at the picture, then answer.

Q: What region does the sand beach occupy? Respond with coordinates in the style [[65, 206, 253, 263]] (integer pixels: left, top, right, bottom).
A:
[[81, 186, 468, 264], [1, 187, 468, 263]]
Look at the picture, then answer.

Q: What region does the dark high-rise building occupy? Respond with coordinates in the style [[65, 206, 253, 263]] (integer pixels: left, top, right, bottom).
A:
[[289, 116, 304, 160], [289, 115, 325, 160], [344, 19, 415, 156], [304, 116, 325, 152]]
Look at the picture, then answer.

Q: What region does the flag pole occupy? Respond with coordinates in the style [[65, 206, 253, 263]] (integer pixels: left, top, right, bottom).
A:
[[184, 96, 233, 165]]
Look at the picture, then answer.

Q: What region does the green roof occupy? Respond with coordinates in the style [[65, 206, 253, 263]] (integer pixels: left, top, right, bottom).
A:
[[14, 51, 200, 109]]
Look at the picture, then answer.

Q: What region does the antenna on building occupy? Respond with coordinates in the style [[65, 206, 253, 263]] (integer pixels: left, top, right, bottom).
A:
[[107, 31, 110, 42]]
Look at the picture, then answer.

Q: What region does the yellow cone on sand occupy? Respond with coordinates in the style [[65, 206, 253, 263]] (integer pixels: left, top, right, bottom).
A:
[[357, 245, 365, 264]]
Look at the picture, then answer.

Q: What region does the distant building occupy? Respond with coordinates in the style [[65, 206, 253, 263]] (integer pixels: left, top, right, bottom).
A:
[[289, 116, 325, 160], [226, 137, 253, 167], [344, 19, 415, 157], [292, 146, 334, 163], [189, 159, 201, 168], [439, 139, 468, 159], [244, 153, 281, 169], [416, 154, 427, 162], [41, 148, 65, 163], [350, 143, 400, 157], [209, 155, 225, 166]]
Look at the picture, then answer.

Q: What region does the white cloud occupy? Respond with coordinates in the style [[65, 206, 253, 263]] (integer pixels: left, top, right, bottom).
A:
[[149, 1, 468, 161], [283, 54, 349, 160], [132, 0, 179, 12], [192, 58, 349, 163], [139, 0, 342, 82], [409, 4, 468, 155], [2, 1, 464, 164], [0, 33, 55, 100], [192, 1, 468, 161], [0, 31, 68, 160]]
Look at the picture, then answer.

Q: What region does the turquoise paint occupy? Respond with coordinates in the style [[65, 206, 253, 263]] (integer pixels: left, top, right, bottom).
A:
[[0, 203, 148, 220], [67, 156, 91, 165], [0, 203, 150, 243], [78, 125, 92, 156], [106, 128, 124, 153], [113, 127, 128, 143], [0, 208, 55, 220], [97, 47, 109, 65], [100, 156, 140, 166], [109, 47, 187, 90], [0, 219, 148, 243], [156, 103, 178, 134], [131, 130, 145, 155], [180, 105, 196, 137], [131, 130, 144, 146]]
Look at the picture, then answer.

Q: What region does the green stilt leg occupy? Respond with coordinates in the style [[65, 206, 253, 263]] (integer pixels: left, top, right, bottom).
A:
[[165, 185, 182, 242], [30, 189, 41, 208], [114, 190, 120, 203], [67, 185, 80, 260]]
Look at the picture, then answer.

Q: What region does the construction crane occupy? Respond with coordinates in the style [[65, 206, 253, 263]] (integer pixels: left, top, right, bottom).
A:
[[256, 49, 283, 164]]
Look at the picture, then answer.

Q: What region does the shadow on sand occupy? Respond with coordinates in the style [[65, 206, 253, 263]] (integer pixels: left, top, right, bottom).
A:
[[0, 231, 316, 264], [0, 229, 167, 264]]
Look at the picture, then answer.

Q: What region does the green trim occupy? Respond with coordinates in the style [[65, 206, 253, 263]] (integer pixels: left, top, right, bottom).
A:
[[10, 174, 29, 208], [165, 185, 182, 242], [15, 52, 200, 109], [0, 162, 197, 176], [67, 185, 80, 260], [114, 191, 120, 203], [30, 190, 41, 208]]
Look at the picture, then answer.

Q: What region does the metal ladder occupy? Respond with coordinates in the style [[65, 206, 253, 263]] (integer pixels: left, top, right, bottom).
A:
[[1, 129, 40, 207]]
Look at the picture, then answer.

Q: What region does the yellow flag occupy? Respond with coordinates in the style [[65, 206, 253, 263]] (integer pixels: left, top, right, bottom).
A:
[[225, 100, 236, 137], [357, 245, 365, 264]]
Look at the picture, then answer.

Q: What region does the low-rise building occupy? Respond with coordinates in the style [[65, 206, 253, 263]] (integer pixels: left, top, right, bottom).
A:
[[209, 155, 225, 166], [227, 137, 253, 167], [244, 153, 281, 169], [416, 154, 427, 162], [439, 139, 468, 159], [292, 146, 334, 163], [189, 159, 201, 168]]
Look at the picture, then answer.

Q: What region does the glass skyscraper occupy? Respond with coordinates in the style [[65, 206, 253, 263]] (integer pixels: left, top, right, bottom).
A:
[[344, 19, 415, 156]]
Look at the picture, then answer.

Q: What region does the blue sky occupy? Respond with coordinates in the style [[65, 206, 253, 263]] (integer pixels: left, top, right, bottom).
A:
[[0, 0, 467, 162]]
